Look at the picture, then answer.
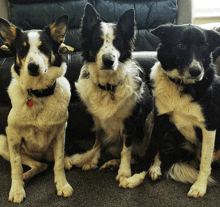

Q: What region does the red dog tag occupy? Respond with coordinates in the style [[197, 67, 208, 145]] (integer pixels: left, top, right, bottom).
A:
[[26, 99, 34, 107]]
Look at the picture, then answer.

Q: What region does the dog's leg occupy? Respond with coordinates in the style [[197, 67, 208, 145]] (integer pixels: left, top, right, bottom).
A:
[[99, 159, 121, 171], [187, 129, 216, 198], [22, 157, 48, 180], [64, 131, 101, 171], [148, 152, 162, 181], [53, 123, 73, 198], [116, 135, 132, 186], [6, 126, 26, 204], [0, 135, 48, 180]]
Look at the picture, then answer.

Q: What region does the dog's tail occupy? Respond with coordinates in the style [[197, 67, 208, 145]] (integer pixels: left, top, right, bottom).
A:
[[166, 162, 216, 185]]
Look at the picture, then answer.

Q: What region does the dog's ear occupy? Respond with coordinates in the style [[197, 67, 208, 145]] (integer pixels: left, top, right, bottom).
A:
[[82, 3, 100, 31], [205, 29, 220, 52], [48, 14, 68, 44], [151, 24, 174, 42], [58, 43, 74, 54], [0, 18, 18, 47], [117, 9, 135, 37]]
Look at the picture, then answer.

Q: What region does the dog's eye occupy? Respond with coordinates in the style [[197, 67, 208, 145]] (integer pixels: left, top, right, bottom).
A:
[[201, 45, 207, 51], [178, 44, 185, 49]]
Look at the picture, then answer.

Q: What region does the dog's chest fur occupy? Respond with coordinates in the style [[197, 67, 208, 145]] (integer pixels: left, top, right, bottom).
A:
[[7, 77, 70, 159], [76, 61, 138, 141], [151, 62, 205, 143]]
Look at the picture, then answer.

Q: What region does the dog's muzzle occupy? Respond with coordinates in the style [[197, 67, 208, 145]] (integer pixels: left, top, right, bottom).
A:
[[28, 62, 40, 76], [188, 66, 203, 80], [102, 54, 115, 70]]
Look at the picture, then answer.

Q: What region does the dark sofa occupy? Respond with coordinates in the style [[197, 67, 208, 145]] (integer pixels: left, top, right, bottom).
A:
[[1, 0, 220, 206]]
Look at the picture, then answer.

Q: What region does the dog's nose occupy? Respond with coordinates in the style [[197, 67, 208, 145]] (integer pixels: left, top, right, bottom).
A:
[[28, 63, 39, 76], [102, 54, 115, 68], [189, 67, 201, 77]]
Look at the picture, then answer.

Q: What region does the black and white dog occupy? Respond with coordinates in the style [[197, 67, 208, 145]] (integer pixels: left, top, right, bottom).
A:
[[64, 3, 154, 187], [122, 24, 220, 198], [0, 15, 73, 203]]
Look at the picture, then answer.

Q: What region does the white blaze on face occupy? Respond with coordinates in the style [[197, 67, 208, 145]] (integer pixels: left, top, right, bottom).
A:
[[25, 31, 48, 74], [96, 22, 120, 70], [189, 53, 204, 80]]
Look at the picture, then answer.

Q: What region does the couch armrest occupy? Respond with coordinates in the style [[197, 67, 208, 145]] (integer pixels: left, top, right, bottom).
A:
[[177, 0, 194, 24]]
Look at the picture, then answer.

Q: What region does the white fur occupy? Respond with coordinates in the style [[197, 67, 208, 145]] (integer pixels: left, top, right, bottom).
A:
[[96, 22, 120, 71]]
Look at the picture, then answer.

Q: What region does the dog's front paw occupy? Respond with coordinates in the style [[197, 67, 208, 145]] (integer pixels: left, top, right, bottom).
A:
[[148, 165, 162, 181], [9, 187, 26, 203], [116, 168, 131, 184], [57, 182, 74, 198], [119, 172, 147, 188], [187, 182, 207, 198]]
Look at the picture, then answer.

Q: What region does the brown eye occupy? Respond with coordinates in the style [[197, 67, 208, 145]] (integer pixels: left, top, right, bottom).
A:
[[178, 44, 185, 49]]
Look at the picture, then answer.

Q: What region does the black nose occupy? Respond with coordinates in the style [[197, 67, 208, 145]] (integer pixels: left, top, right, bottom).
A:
[[102, 54, 115, 68], [28, 63, 39, 76], [189, 67, 201, 77]]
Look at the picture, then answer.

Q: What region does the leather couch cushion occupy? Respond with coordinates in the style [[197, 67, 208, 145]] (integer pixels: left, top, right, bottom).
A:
[[8, 0, 177, 51]]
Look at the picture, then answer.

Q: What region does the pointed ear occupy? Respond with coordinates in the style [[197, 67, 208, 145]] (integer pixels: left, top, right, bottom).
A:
[[151, 24, 174, 42], [0, 17, 18, 46], [82, 3, 100, 31], [205, 29, 220, 52], [117, 9, 135, 37], [48, 14, 68, 44]]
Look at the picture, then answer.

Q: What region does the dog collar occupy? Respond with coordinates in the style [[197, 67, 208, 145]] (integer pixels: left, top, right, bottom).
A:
[[28, 81, 56, 98], [97, 83, 118, 100], [168, 77, 187, 97], [26, 81, 56, 107]]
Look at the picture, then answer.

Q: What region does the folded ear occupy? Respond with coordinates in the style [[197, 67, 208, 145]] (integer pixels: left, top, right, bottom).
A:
[[48, 14, 68, 44], [117, 9, 135, 37], [58, 43, 74, 54], [0, 18, 18, 46], [82, 3, 100, 31], [151, 24, 174, 42]]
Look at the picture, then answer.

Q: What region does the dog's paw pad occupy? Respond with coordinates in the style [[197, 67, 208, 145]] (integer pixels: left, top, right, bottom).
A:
[[9, 188, 26, 203], [187, 183, 206, 198], [149, 166, 162, 181], [57, 183, 74, 198]]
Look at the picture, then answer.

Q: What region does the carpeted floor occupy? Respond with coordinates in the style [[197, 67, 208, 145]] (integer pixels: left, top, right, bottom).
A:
[[1, 146, 220, 207]]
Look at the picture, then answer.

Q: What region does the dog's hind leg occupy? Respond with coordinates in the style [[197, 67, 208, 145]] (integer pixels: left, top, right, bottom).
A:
[[22, 157, 48, 180], [99, 159, 120, 171], [64, 131, 101, 171], [148, 152, 162, 181], [0, 134, 10, 161], [0, 135, 48, 180]]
